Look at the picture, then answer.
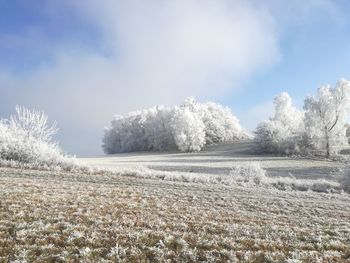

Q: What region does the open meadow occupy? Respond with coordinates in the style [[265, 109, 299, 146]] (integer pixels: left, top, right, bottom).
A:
[[1, 141, 350, 262]]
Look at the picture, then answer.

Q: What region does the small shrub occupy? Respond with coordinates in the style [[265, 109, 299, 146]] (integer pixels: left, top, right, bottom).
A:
[[229, 162, 267, 185], [0, 106, 78, 171], [229, 162, 342, 193]]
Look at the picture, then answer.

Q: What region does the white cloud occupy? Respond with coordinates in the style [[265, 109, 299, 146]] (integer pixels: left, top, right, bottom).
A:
[[1, 0, 281, 154]]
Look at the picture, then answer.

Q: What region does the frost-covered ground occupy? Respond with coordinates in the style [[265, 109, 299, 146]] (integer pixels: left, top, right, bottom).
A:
[[83, 141, 344, 181], [1, 141, 350, 262]]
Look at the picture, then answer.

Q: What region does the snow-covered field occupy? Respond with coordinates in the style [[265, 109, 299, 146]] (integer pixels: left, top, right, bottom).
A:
[[82, 141, 344, 181], [1, 141, 350, 262]]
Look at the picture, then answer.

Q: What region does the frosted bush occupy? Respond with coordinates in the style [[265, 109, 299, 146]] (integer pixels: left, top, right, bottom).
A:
[[10, 106, 58, 142], [103, 97, 248, 153], [229, 162, 267, 185], [229, 163, 342, 193], [254, 120, 301, 154], [0, 106, 78, 170], [254, 93, 304, 154]]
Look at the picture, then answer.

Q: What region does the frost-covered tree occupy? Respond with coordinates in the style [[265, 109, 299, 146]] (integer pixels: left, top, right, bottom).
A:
[[346, 124, 350, 144], [103, 98, 248, 153], [0, 106, 75, 169], [254, 92, 304, 154], [272, 92, 304, 130], [171, 107, 205, 152], [303, 79, 350, 157], [255, 79, 350, 157], [143, 106, 176, 151], [182, 98, 248, 144], [102, 106, 177, 153], [9, 106, 58, 143]]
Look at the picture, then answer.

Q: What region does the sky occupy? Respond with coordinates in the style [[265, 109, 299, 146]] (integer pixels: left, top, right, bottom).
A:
[[1, 0, 350, 156]]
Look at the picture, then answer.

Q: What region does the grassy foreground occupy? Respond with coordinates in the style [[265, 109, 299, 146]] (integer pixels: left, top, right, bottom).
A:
[[0, 167, 350, 262]]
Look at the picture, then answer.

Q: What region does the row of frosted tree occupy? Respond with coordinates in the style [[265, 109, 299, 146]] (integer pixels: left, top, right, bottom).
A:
[[103, 78, 350, 157], [255, 79, 350, 157], [1, 79, 349, 168], [102, 98, 249, 153]]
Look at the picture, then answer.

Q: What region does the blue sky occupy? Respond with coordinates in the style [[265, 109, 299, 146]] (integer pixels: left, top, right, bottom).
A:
[[1, 0, 350, 155], [227, 0, 350, 120]]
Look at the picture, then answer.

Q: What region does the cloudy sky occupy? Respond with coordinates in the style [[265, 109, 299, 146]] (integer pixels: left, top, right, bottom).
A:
[[1, 0, 350, 155]]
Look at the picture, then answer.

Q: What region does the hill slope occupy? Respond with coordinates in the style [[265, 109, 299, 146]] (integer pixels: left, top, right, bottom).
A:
[[82, 140, 344, 181]]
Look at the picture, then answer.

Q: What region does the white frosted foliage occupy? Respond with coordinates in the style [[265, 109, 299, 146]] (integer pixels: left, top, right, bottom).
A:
[[171, 107, 206, 152], [103, 98, 248, 153], [304, 79, 350, 156], [255, 92, 304, 154], [0, 106, 77, 169], [254, 78, 350, 157]]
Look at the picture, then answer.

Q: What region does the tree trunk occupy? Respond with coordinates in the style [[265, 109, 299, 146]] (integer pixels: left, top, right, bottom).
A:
[[325, 127, 330, 158]]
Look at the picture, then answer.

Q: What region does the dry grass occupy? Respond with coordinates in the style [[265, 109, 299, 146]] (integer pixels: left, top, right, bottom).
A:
[[1, 167, 350, 262]]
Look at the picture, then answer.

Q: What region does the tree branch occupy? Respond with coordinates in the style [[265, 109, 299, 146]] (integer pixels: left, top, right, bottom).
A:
[[328, 115, 338, 132]]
